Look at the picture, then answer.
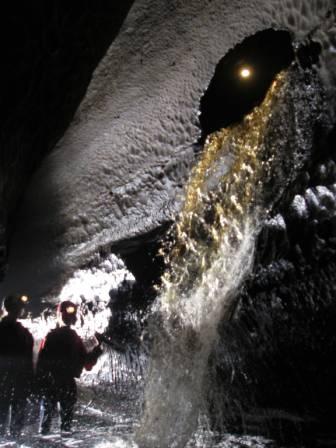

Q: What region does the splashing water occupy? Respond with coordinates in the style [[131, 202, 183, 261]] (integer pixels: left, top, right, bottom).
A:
[[137, 73, 287, 448]]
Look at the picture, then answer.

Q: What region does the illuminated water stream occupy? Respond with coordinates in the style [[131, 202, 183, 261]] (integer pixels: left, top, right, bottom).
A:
[[137, 73, 287, 448]]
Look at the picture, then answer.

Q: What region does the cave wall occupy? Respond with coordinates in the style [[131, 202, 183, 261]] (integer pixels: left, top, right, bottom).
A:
[[0, 1, 335, 441], [210, 125, 336, 438], [1, 0, 335, 300], [0, 1, 135, 278]]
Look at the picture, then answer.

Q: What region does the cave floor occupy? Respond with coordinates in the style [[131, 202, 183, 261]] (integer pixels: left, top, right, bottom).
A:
[[0, 388, 334, 448]]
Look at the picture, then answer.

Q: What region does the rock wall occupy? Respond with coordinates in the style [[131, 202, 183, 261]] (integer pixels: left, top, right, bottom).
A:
[[0, 1, 135, 279], [1, 0, 335, 300]]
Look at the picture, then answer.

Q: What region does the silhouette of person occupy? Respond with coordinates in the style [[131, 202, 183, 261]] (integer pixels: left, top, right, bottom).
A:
[[37, 300, 102, 434], [0, 294, 34, 437]]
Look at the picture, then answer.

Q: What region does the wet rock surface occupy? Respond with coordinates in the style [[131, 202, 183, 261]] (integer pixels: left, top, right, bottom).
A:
[[209, 125, 336, 443]]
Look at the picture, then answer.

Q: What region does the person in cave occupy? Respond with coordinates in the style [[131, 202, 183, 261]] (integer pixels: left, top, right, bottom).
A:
[[0, 294, 34, 437], [36, 300, 103, 434]]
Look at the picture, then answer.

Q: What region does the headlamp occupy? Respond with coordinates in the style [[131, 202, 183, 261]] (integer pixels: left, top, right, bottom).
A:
[[20, 295, 29, 303], [65, 306, 76, 314]]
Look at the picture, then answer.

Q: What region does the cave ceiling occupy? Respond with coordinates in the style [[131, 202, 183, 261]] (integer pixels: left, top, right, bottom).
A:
[[0, 0, 335, 299]]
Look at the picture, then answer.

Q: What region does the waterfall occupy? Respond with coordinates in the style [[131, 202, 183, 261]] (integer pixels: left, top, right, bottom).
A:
[[136, 72, 287, 448]]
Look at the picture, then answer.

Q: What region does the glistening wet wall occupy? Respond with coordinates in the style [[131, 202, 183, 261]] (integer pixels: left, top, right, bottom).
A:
[[209, 118, 336, 441]]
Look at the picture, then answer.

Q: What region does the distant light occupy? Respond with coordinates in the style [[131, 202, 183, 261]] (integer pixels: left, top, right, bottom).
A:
[[66, 306, 76, 314], [239, 67, 252, 79], [21, 295, 29, 303]]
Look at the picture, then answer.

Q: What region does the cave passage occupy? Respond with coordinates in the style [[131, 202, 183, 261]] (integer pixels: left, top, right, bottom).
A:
[[199, 29, 295, 139]]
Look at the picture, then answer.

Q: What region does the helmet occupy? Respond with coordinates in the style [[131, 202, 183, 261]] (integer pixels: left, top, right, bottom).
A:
[[58, 300, 78, 316], [3, 294, 29, 313], [58, 300, 78, 325]]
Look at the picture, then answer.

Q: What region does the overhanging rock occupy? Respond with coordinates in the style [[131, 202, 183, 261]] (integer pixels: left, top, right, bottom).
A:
[[1, 0, 335, 299]]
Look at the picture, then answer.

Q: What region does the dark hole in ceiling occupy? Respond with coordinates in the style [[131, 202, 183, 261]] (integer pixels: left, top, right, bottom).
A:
[[199, 29, 295, 140]]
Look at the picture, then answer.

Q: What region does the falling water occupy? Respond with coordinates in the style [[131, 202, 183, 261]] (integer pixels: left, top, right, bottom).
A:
[[137, 72, 287, 448]]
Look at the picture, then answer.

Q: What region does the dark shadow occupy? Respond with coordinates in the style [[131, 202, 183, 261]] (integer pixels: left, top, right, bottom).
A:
[[296, 39, 322, 70]]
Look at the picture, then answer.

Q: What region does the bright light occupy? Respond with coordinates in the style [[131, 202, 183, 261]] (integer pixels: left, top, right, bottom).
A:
[[66, 306, 76, 314], [239, 67, 252, 79], [21, 295, 29, 303]]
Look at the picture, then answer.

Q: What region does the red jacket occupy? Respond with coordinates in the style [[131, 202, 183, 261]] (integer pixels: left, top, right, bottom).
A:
[[37, 326, 101, 380]]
